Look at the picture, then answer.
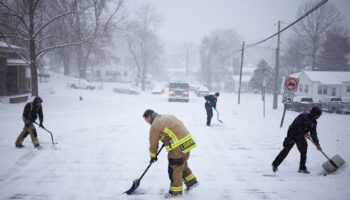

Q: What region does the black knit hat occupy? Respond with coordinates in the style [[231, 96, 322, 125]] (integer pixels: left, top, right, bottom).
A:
[[215, 92, 220, 97], [33, 96, 43, 104], [143, 109, 155, 118], [310, 107, 322, 117]]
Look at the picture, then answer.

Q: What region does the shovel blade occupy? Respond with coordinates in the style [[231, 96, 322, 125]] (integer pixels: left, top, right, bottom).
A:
[[125, 179, 141, 195], [322, 154, 345, 174]]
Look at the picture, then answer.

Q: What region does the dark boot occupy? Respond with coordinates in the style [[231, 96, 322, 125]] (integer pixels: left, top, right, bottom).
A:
[[298, 168, 310, 174], [16, 143, 24, 148]]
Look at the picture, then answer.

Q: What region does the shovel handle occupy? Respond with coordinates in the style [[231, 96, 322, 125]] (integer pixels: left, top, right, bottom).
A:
[[307, 138, 338, 168], [138, 144, 165, 181]]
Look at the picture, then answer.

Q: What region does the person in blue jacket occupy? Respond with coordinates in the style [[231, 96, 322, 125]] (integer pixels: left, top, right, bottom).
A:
[[204, 92, 219, 126]]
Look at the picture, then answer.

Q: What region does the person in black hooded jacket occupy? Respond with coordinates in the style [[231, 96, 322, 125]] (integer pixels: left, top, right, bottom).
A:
[[204, 92, 219, 126], [272, 106, 322, 173], [15, 96, 44, 148]]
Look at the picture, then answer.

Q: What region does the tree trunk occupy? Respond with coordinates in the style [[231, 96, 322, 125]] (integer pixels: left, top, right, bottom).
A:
[[29, 0, 38, 96]]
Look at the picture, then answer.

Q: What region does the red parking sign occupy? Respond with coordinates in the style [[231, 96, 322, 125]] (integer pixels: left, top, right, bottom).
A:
[[284, 77, 299, 92]]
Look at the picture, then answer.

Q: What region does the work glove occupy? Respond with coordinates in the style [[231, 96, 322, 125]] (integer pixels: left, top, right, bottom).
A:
[[150, 157, 158, 163], [39, 121, 44, 128], [316, 144, 322, 151], [304, 132, 311, 139]]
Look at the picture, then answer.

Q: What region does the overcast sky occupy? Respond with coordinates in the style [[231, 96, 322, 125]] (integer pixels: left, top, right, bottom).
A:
[[126, 0, 350, 45]]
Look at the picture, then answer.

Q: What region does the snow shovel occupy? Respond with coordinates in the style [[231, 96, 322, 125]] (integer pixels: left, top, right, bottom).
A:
[[214, 109, 224, 123], [308, 138, 345, 174], [125, 144, 165, 195], [34, 122, 57, 145]]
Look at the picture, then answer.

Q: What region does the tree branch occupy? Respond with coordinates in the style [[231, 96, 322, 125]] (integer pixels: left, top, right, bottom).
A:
[[104, 0, 124, 31], [0, 22, 29, 39], [34, 11, 76, 37], [0, 31, 30, 64], [0, 34, 29, 41], [35, 38, 90, 57], [0, 2, 29, 31], [36, 34, 65, 42]]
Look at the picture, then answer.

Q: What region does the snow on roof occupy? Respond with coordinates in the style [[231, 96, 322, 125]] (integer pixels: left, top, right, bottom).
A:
[[290, 70, 350, 84], [0, 41, 23, 49], [288, 72, 302, 78], [233, 75, 252, 82], [6, 59, 28, 66]]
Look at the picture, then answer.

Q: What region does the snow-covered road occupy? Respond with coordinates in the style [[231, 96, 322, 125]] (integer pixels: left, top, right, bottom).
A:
[[1, 74, 349, 200]]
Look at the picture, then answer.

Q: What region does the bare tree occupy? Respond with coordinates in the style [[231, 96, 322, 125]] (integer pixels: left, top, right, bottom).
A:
[[0, 0, 86, 96], [49, 0, 124, 79], [123, 3, 163, 91], [199, 28, 241, 90], [281, 34, 309, 75], [293, 0, 343, 70]]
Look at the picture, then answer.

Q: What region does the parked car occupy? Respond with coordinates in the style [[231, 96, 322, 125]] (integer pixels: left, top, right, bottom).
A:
[[286, 96, 321, 112], [342, 104, 350, 114], [113, 85, 140, 95], [321, 96, 344, 113], [152, 85, 164, 94], [168, 81, 189, 102], [195, 86, 209, 97], [67, 79, 95, 90], [341, 97, 350, 114]]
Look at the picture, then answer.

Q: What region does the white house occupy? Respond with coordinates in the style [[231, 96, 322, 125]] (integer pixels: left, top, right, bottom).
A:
[[94, 65, 133, 83], [288, 70, 350, 102], [233, 67, 255, 93]]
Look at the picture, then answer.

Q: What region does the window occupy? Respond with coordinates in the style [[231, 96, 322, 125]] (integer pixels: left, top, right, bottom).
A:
[[305, 85, 309, 93], [0, 72, 6, 90], [331, 88, 336, 96], [323, 87, 327, 95], [347, 85, 350, 93], [318, 86, 322, 94], [299, 84, 303, 92]]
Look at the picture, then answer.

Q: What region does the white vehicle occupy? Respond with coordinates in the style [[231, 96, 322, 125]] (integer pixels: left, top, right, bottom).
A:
[[195, 86, 209, 97], [67, 79, 96, 90], [321, 96, 344, 113], [168, 82, 190, 102], [152, 85, 164, 94]]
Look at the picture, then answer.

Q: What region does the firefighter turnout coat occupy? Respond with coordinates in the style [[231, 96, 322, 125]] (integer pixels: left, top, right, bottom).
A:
[[149, 114, 196, 158]]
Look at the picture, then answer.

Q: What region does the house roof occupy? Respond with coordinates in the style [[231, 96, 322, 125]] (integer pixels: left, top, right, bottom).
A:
[[7, 59, 28, 66], [0, 41, 23, 49], [290, 70, 350, 84]]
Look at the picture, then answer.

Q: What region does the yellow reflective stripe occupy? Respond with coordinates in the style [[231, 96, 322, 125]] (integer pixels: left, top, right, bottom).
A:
[[165, 135, 193, 151], [184, 174, 195, 182], [170, 185, 183, 192], [182, 143, 197, 153], [150, 152, 156, 158], [163, 128, 178, 142]]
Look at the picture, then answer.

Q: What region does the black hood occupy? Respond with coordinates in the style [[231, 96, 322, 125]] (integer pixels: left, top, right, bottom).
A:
[[33, 96, 43, 104]]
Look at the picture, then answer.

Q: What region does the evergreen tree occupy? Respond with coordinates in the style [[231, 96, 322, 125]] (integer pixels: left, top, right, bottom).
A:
[[249, 59, 274, 93], [318, 30, 350, 71]]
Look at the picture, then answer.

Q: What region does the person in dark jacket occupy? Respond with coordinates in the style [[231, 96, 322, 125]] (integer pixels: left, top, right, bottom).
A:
[[204, 92, 219, 126], [272, 107, 322, 173], [15, 96, 44, 148]]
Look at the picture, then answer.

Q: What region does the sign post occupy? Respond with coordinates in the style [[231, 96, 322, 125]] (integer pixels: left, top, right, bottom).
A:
[[262, 79, 266, 118], [280, 77, 299, 127]]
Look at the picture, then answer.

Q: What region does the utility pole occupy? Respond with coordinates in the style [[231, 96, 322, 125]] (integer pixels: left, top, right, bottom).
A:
[[273, 21, 281, 109], [238, 41, 245, 105], [186, 48, 189, 75]]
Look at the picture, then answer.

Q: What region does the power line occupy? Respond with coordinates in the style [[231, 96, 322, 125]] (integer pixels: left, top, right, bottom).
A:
[[235, 0, 329, 53]]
